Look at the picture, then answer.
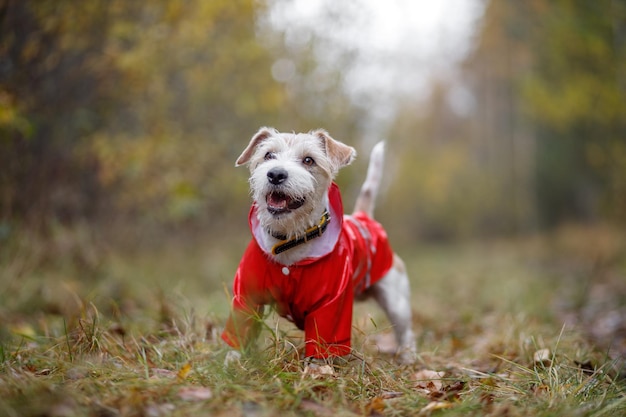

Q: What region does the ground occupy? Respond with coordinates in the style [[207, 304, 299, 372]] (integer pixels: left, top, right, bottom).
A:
[[0, 224, 625, 416]]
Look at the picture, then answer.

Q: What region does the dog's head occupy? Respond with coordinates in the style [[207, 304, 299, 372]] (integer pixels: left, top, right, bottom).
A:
[[236, 127, 356, 238]]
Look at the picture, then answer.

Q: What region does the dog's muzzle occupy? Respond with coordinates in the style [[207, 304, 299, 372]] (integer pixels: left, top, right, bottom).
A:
[[265, 167, 305, 215]]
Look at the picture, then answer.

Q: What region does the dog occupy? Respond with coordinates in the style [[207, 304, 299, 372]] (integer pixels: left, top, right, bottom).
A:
[[221, 127, 416, 365]]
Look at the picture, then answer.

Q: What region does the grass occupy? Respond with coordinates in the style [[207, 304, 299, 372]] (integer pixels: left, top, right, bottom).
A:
[[0, 224, 625, 416]]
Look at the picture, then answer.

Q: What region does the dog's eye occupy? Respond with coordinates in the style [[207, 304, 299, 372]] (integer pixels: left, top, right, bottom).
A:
[[264, 152, 276, 161], [302, 156, 315, 166]]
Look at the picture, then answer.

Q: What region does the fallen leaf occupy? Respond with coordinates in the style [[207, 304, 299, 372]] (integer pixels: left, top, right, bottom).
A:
[[419, 401, 454, 415], [533, 349, 551, 366], [380, 391, 403, 399], [303, 364, 335, 378], [144, 403, 175, 415], [177, 362, 192, 380], [413, 369, 445, 392], [177, 386, 213, 401], [444, 380, 466, 401], [413, 371, 466, 402], [108, 323, 126, 337], [151, 368, 177, 379], [35, 368, 53, 376], [534, 384, 550, 396], [365, 396, 386, 415], [575, 360, 595, 375], [426, 382, 444, 399]]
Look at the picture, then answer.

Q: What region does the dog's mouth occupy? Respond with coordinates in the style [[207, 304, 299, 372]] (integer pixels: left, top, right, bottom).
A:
[[266, 191, 305, 215]]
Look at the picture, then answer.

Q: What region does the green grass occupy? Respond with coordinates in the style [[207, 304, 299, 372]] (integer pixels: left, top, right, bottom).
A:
[[0, 225, 625, 416]]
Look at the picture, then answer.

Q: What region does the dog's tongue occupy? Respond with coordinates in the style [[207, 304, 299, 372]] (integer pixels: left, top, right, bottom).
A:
[[267, 192, 289, 210], [266, 192, 305, 213]]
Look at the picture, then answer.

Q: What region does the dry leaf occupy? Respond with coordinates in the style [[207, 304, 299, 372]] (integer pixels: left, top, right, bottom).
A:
[[151, 368, 177, 379], [413, 369, 445, 392], [177, 362, 192, 380], [575, 360, 595, 375], [533, 349, 551, 366], [419, 401, 454, 415], [108, 323, 126, 337], [380, 391, 403, 399], [444, 380, 466, 401], [303, 364, 335, 378], [534, 384, 550, 396], [177, 386, 213, 401], [144, 403, 175, 416], [365, 396, 386, 415], [35, 368, 53, 376], [413, 370, 466, 402]]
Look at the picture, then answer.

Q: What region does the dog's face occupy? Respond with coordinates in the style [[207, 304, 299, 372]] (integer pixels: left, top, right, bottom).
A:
[[236, 127, 356, 238]]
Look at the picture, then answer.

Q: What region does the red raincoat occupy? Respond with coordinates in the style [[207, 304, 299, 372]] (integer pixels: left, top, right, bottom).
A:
[[221, 183, 393, 358]]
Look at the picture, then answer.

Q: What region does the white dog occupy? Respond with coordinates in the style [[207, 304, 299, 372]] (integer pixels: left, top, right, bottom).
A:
[[222, 128, 416, 364]]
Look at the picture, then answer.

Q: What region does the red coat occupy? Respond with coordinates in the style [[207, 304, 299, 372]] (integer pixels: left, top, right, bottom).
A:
[[222, 183, 393, 358]]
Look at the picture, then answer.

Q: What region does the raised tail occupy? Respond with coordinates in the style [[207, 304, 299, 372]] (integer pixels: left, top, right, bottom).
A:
[[353, 141, 385, 217]]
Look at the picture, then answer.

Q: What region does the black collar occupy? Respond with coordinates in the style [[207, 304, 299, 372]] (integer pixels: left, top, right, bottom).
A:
[[271, 210, 331, 255]]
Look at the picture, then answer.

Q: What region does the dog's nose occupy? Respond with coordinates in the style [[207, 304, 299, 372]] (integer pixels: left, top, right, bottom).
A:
[[267, 168, 288, 185]]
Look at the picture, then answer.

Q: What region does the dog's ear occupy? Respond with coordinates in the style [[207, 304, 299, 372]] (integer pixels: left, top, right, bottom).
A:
[[312, 129, 356, 171], [236, 127, 277, 167]]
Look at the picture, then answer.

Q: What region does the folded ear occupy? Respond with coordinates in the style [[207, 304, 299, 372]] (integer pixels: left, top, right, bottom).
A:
[[312, 129, 356, 172], [235, 127, 278, 167]]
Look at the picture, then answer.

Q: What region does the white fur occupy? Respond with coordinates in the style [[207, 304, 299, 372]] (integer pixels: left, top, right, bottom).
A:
[[238, 129, 354, 265], [233, 128, 416, 364], [370, 256, 417, 364]]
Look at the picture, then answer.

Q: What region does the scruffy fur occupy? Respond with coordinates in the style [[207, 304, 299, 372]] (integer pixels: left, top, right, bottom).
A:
[[231, 127, 416, 364]]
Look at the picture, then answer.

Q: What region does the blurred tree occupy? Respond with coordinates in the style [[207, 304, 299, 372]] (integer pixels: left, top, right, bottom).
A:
[[89, 0, 288, 233], [446, 0, 540, 237], [384, 84, 498, 241], [468, 0, 626, 228], [521, 0, 626, 224], [0, 0, 363, 249], [0, 0, 119, 232], [385, 0, 625, 241]]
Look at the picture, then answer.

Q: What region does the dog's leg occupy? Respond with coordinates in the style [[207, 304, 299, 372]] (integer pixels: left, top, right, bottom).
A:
[[370, 254, 417, 364], [355, 142, 416, 363]]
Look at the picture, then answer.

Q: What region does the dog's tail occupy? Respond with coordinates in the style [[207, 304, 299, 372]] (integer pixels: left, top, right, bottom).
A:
[[353, 141, 385, 218]]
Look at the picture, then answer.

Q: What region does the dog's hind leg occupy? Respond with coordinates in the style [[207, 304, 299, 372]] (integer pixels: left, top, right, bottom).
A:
[[370, 254, 417, 364]]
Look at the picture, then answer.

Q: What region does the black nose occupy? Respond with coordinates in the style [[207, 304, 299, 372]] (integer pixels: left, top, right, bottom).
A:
[[267, 168, 288, 185]]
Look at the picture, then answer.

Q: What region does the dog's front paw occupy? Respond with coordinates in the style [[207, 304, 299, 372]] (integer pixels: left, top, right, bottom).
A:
[[303, 358, 334, 377], [397, 350, 417, 365], [396, 343, 417, 365], [224, 349, 242, 367]]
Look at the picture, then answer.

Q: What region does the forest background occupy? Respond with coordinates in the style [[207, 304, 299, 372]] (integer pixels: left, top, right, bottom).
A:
[[1, 1, 626, 415], [2, 0, 625, 249]]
